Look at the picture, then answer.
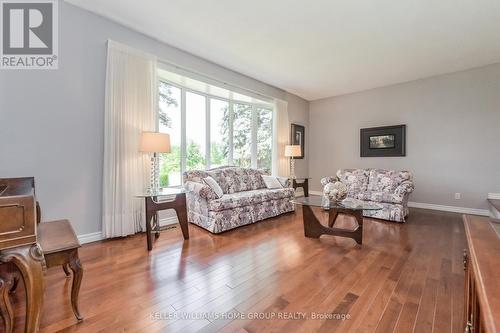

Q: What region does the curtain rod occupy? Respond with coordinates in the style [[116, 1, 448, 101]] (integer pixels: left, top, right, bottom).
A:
[[157, 59, 278, 103]]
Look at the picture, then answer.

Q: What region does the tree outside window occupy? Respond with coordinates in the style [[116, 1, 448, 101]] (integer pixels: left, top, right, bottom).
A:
[[158, 80, 273, 188]]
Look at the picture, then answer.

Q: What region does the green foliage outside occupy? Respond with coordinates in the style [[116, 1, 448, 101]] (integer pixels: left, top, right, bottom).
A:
[[210, 141, 226, 167], [158, 81, 273, 188]]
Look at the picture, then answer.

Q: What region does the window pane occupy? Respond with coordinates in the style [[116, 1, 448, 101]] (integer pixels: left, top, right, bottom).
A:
[[210, 99, 229, 168], [257, 108, 273, 169], [158, 82, 181, 187], [232, 103, 252, 167], [186, 91, 206, 170]]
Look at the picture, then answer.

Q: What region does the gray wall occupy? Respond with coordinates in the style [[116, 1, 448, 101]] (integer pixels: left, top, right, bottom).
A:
[[0, 2, 309, 236], [309, 63, 500, 210], [285, 92, 309, 178]]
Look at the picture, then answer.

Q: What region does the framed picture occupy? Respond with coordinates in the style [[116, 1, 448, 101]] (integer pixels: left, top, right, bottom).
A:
[[360, 125, 406, 157], [290, 123, 305, 159]]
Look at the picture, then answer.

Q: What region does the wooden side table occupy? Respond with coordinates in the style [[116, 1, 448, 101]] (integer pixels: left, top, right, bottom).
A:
[[290, 178, 311, 197], [138, 188, 189, 251], [37, 220, 83, 321]]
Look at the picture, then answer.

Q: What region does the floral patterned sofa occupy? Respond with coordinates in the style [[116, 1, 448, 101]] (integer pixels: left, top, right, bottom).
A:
[[183, 167, 295, 233], [321, 169, 414, 222]]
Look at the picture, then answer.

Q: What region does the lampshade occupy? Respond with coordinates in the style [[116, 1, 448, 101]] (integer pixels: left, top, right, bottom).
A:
[[284, 145, 301, 157], [140, 132, 171, 153]]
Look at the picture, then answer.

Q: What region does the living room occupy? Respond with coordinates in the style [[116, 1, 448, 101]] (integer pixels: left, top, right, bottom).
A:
[[0, 0, 499, 332]]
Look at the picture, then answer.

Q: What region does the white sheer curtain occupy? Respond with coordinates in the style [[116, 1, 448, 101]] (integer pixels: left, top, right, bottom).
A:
[[272, 99, 290, 177], [102, 40, 157, 238]]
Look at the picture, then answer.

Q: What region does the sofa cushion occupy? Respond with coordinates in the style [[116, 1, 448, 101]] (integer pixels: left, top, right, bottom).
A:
[[336, 169, 369, 197], [208, 167, 267, 194], [361, 201, 408, 223], [208, 188, 295, 211], [356, 190, 402, 204], [367, 169, 413, 193]]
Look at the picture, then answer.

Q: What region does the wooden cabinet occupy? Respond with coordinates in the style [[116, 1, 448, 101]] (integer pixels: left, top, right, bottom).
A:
[[463, 215, 500, 333], [0, 177, 44, 332], [0, 177, 37, 250]]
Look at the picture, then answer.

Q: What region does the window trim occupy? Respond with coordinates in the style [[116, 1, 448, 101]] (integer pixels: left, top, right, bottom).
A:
[[158, 77, 274, 185]]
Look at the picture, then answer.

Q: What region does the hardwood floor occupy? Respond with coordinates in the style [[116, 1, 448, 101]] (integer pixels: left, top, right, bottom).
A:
[[10, 206, 466, 332]]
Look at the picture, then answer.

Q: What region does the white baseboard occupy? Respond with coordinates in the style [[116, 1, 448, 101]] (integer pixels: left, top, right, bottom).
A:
[[407, 202, 489, 216], [488, 193, 500, 219], [308, 191, 489, 216], [76, 217, 179, 245], [159, 216, 179, 226], [77, 231, 104, 244]]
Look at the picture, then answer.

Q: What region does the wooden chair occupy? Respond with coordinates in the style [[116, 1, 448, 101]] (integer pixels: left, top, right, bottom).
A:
[[37, 219, 83, 321]]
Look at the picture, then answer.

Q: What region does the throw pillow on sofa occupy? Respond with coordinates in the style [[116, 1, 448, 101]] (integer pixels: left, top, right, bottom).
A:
[[262, 175, 285, 189], [203, 176, 224, 198]]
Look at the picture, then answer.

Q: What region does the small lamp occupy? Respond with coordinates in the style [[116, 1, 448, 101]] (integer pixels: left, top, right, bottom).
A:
[[284, 145, 301, 179], [140, 132, 171, 193]]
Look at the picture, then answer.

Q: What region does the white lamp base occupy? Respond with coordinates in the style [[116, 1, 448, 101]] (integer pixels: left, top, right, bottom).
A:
[[290, 157, 296, 179], [149, 153, 159, 193]]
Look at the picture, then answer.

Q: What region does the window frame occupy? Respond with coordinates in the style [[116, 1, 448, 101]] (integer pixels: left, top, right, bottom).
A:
[[157, 77, 274, 186]]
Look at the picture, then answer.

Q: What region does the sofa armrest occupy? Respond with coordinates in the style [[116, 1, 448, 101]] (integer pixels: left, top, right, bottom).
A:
[[392, 181, 414, 203], [320, 176, 338, 186], [395, 181, 414, 195], [184, 181, 218, 201]]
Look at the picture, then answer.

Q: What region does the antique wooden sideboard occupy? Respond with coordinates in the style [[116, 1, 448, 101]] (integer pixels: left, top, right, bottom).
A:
[[0, 177, 45, 333], [463, 214, 500, 333]]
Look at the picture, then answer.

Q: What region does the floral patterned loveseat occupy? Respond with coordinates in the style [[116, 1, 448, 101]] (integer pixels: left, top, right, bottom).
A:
[[183, 167, 295, 233], [321, 169, 414, 222]]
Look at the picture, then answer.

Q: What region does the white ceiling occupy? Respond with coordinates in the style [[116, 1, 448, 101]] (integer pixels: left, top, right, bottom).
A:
[[66, 0, 500, 101]]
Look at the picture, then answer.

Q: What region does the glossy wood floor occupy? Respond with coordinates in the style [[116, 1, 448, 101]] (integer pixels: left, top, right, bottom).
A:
[[10, 206, 466, 333]]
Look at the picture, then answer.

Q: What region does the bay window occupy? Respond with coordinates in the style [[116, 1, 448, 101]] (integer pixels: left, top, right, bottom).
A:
[[158, 73, 273, 188]]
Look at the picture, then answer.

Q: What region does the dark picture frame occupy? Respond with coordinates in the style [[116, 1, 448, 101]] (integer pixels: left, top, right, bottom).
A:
[[290, 123, 305, 159], [360, 125, 406, 157]]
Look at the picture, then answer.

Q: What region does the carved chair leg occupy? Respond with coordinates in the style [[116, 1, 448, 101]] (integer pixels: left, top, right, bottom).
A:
[[0, 277, 14, 333], [68, 251, 83, 321], [62, 263, 71, 277], [0, 244, 45, 333], [9, 272, 20, 294]]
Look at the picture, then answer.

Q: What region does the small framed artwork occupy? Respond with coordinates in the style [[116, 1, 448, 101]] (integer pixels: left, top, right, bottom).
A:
[[290, 123, 305, 159], [360, 125, 406, 157]]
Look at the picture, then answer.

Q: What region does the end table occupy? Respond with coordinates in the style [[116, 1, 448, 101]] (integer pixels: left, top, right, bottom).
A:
[[290, 177, 311, 197], [137, 188, 189, 251]]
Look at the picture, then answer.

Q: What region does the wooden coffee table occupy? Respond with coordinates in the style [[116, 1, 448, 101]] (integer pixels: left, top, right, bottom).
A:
[[292, 196, 382, 245]]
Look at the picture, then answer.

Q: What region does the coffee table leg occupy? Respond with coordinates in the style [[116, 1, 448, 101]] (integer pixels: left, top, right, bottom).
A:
[[328, 208, 339, 227], [302, 205, 363, 244], [353, 210, 363, 245]]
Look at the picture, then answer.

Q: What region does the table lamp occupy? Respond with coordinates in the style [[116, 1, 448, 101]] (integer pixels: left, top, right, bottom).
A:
[[140, 132, 171, 193], [284, 145, 301, 179]]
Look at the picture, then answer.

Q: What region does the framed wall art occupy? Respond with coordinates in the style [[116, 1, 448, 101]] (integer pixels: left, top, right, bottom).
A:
[[290, 123, 305, 159], [360, 125, 406, 157]]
